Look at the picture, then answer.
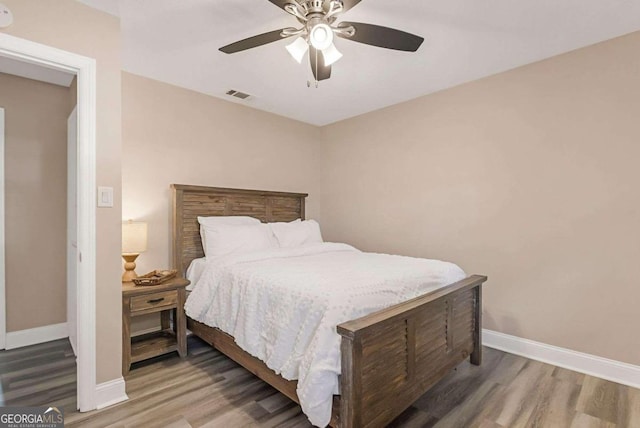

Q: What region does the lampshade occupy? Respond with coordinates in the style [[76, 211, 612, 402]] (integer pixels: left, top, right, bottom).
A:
[[286, 37, 309, 64], [122, 221, 147, 254], [321, 43, 343, 66]]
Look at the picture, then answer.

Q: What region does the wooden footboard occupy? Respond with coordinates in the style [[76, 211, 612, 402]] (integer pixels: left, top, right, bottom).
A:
[[187, 275, 485, 428], [336, 275, 487, 428]]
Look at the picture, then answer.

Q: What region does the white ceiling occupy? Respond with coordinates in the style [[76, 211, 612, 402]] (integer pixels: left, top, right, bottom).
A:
[[79, 0, 640, 126]]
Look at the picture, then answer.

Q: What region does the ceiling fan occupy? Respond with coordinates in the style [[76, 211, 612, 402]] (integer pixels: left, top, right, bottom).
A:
[[219, 0, 424, 84]]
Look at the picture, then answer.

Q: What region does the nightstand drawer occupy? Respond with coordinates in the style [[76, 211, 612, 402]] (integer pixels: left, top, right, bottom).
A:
[[130, 290, 177, 313]]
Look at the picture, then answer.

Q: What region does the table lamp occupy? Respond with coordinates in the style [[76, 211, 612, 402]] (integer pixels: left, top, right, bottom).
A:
[[122, 220, 148, 282]]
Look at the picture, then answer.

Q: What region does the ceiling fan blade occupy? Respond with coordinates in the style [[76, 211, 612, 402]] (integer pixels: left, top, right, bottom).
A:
[[219, 29, 292, 54], [341, 0, 363, 13], [266, 0, 289, 10], [337, 22, 424, 52], [309, 46, 331, 81]]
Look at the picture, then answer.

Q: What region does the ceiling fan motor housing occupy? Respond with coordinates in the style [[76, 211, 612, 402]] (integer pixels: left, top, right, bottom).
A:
[[301, 0, 328, 14]]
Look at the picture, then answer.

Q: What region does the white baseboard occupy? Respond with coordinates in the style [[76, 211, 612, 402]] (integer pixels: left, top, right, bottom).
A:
[[5, 322, 68, 350], [482, 329, 640, 389], [95, 377, 128, 410]]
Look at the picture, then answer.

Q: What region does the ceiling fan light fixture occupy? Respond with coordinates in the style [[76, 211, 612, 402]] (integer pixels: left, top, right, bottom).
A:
[[286, 37, 309, 63], [309, 23, 333, 50], [322, 43, 342, 66]]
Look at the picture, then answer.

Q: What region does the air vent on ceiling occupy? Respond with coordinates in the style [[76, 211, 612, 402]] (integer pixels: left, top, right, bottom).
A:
[[226, 89, 252, 100]]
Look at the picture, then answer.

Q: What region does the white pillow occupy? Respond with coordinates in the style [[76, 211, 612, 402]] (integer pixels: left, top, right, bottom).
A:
[[270, 219, 323, 248], [203, 223, 277, 258], [198, 216, 260, 254]]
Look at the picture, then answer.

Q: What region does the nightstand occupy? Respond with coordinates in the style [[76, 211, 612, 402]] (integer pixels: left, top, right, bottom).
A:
[[122, 277, 190, 375]]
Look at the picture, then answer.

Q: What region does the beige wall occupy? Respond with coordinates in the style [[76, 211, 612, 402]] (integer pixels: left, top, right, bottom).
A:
[[0, 73, 69, 332], [320, 32, 640, 366], [3, 0, 637, 385], [122, 72, 322, 275], [1, 0, 123, 383], [121, 73, 322, 333], [123, 33, 640, 364]]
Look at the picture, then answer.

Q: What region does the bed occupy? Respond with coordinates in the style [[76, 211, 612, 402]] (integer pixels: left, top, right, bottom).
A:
[[171, 184, 487, 428]]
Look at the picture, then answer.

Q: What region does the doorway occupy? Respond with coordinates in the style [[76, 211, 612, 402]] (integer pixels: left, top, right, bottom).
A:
[[0, 33, 97, 412]]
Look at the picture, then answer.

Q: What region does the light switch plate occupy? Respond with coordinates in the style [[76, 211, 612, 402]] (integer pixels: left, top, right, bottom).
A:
[[97, 186, 114, 208]]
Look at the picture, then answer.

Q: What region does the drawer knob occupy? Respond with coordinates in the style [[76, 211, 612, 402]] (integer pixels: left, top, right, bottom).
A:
[[147, 298, 165, 304]]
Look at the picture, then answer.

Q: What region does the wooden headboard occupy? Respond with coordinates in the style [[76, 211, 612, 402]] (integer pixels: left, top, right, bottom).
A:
[[171, 184, 308, 276]]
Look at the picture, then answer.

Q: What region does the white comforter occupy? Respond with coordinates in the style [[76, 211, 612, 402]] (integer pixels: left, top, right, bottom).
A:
[[185, 243, 466, 427]]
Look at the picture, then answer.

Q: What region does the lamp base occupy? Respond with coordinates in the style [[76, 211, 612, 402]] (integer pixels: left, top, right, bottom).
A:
[[122, 253, 140, 282]]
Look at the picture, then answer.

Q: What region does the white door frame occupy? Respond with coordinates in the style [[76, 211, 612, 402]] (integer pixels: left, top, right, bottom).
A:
[[67, 106, 78, 357], [0, 107, 5, 352], [0, 33, 97, 412]]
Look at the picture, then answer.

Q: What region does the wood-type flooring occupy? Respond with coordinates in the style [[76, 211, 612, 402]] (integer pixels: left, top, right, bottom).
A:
[[1, 336, 638, 427]]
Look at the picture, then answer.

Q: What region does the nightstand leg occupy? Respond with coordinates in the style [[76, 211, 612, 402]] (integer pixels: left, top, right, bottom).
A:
[[161, 311, 170, 331], [177, 288, 187, 357]]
